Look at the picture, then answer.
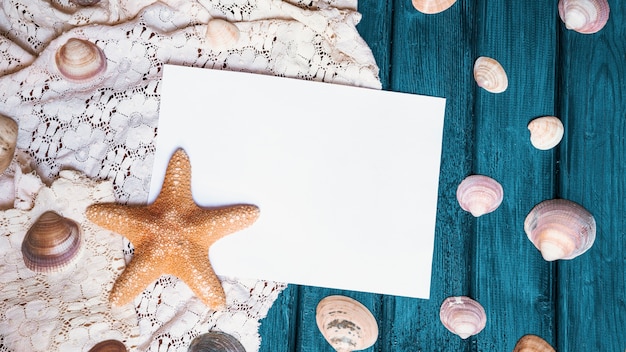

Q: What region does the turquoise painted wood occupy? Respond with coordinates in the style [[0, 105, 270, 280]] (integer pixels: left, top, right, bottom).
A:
[[259, 0, 626, 350]]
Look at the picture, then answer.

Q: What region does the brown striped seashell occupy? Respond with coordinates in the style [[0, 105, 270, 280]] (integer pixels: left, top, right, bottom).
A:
[[439, 296, 487, 339], [55, 38, 107, 82], [456, 175, 504, 217], [558, 0, 610, 34], [70, 0, 101, 5], [524, 199, 596, 261], [188, 331, 245, 352], [88, 340, 127, 352], [205, 19, 240, 51], [412, 0, 457, 14], [316, 295, 378, 352], [473, 56, 508, 93], [0, 114, 18, 174], [528, 116, 564, 150], [513, 334, 556, 352], [21, 211, 83, 273]]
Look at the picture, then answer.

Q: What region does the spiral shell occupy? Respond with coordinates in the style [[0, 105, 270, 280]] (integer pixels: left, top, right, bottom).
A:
[[439, 296, 487, 339], [473, 56, 508, 93], [0, 114, 18, 174], [88, 340, 127, 352], [21, 211, 83, 273], [205, 19, 240, 51], [528, 116, 564, 150], [456, 175, 504, 217], [412, 0, 457, 14], [524, 199, 596, 261], [513, 334, 556, 352], [188, 331, 245, 352], [558, 0, 610, 34], [316, 295, 378, 352], [55, 38, 107, 82]]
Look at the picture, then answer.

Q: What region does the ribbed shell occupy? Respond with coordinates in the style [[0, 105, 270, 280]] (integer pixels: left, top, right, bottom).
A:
[[88, 340, 127, 352], [528, 116, 564, 150], [205, 19, 240, 51], [188, 331, 245, 352], [558, 0, 610, 34], [473, 56, 508, 93], [0, 114, 18, 174], [316, 295, 378, 352], [513, 334, 556, 352], [456, 175, 504, 217], [55, 38, 107, 81], [439, 296, 487, 339], [412, 0, 457, 14]]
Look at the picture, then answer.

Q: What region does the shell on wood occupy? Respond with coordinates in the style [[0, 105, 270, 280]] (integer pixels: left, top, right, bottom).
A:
[[205, 19, 240, 51], [528, 116, 564, 150], [473, 56, 508, 93], [21, 211, 83, 273], [524, 199, 596, 261], [70, 0, 102, 5], [0, 114, 18, 174], [456, 175, 504, 217], [187, 331, 246, 352], [88, 340, 127, 352], [513, 334, 556, 352], [316, 295, 378, 352], [411, 0, 457, 14], [55, 38, 107, 82], [558, 0, 610, 34], [439, 296, 487, 339]]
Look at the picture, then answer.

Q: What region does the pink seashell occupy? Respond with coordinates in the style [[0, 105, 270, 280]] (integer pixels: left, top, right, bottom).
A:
[[205, 19, 240, 51], [558, 0, 610, 34], [55, 38, 107, 82], [316, 295, 378, 352], [473, 56, 508, 93], [439, 296, 487, 339], [528, 116, 564, 150], [524, 199, 596, 261], [0, 114, 17, 174], [412, 0, 457, 14], [456, 175, 504, 217], [513, 334, 556, 352]]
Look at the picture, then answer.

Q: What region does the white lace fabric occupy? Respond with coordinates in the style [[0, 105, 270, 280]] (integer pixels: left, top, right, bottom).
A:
[[0, 0, 381, 351]]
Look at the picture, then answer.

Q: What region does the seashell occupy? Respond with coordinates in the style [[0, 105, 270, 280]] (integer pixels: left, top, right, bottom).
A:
[[88, 340, 127, 352], [0, 114, 18, 174], [316, 295, 378, 352], [70, 0, 101, 5], [524, 199, 596, 261], [439, 296, 487, 339], [513, 334, 556, 352], [187, 331, 245, 352], [21, 211, 83, 273], [412, 0, 457, 14], [205, 19, 240, 51], [55, 38, 107, 82], [456, 175, 504, 217], [473, 56, 508, 93], [558, 0, 610, 34], [528, 116, 564, 150]]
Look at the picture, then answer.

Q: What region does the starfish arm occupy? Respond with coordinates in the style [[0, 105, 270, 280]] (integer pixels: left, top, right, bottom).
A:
[[189, 204, 260, 248], [86, 203, 154, 245], [109, 244, 166, 307], [152, 149, 194, 206]]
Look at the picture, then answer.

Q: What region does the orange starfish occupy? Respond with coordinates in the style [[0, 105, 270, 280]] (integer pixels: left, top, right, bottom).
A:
[[86, 149, 259, 309]]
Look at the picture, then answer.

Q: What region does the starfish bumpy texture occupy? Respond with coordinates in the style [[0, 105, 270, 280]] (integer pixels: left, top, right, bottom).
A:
[[86, 149, 260, 309]]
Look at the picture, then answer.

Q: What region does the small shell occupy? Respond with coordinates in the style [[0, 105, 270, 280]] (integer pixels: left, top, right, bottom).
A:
[[412, 0, 457, 14], [188, 331, 245, 352], [0, 114, 18, 174], [528, 116, 564, 150], [456, 175, 504, 217], [88, 340, 127, 352], [55, 38, 107, 82], [71, 0, 101, 5], [473, 56, 508, 93], [316, 295, 378, 352], [205, 19, 240, 51], [524, 199, 596, 261], [513, 334, 556, 352], [21, 211, 83, 273], [439, 296, 487, 339], [558, 0, 610, 34]]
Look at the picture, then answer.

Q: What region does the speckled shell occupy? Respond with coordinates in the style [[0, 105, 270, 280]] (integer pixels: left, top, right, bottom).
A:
[[21, 211, 83, 273], [412, 0, 457, 14], [558, 0, 610, 34], [456, 175, 504, 217], [524, 199, 596, 261], [88, 340, 127, 352], [188, 331, 245, 352], [473, 56, 508, 93], [316, 295, 378, 352], [0, 114, 18, 174], [71, 0, 101, 5], [55, 38, 107, 81], [513, 334, 556, 352], [528, 116, 564, 150], [439, 296, 487, 339], [205, 19, 240, 51]]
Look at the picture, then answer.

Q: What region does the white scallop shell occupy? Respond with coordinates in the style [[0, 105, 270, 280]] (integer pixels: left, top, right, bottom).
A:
[[316, 295, 378, 352], [412, 0, 457, 14], [473, 56, 508, 93], [0, 114, 17, 174], [206, 19, 240, 51], [528, 116, 564, 150], [55, 38, 107, 82], [456, 175, 504, 217], [558, 0, 610, 34], [513, 334, 556, 352], [439, 296, 487, 339]]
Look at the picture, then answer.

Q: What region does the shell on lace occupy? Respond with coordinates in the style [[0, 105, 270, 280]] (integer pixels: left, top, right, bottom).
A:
[[21, 211, 83, 273], [558, 0, 610, 34], [55, 38, 107, 82], [412, 0, 457, 14], [524, 199, 596, 261], [513, 334, 556, 352], [528, 116, 564, 150], [439, 296, 487, 339], [88, 340, 127, 352], [316, 295, 378, 351], [205, 19, 240, 51], [456, 175, 504, 217], [188, 331, 245, 352], [473, 56, 508, 93], [0, 114, 18, 174], [70, 0, 102, 5]]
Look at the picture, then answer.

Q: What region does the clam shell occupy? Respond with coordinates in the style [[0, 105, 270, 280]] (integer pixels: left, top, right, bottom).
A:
[[55, 38, 107, 82], [528, 116, 564, 150], [439, 296, 487, 339], [524, 199, 596, 261], [456, 175, 504, 217], [473, 56, 508, 93], [558, 0, 610, 34], [205, 19, 240, 51], [316, 295, 378, 352], [412, 0, 457, 14], [21, 211, 83, 273], [188, 331, 245, 352], [513, 334, 556, 352], [88, 340, 127, 352], [0, 114, 18, 174]]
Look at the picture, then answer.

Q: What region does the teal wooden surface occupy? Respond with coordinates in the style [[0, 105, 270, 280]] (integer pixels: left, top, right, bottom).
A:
[[259, 0, 625, 350]]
